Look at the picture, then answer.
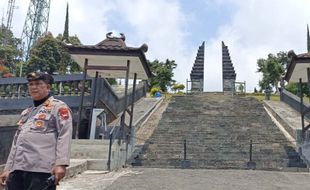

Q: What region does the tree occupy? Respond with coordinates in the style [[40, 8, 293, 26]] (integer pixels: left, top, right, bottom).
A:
[[26, 32, 81, 74], [63, 3, 69, 43], [254, 87, 258, 93], [56, 34, 82, 46], [257, 52, 288, 93], [238, 84, 244, 93], [0, 24, 23, 76], [285, 83, 309, 97], [106, 78, 117, 85], [172, 83, 185, 93], [148, 59, 177, 92], [57, 3, 82, 46]]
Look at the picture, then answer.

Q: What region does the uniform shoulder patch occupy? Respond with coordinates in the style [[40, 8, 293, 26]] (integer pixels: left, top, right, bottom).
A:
[[58, 107, 70, 120]]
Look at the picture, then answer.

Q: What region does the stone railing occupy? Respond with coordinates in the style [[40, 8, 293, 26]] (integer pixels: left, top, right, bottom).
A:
[[0, 74, 96, 113], [280, 88, 310, 119], [0, 74, 92, 99], [0, 74, 149, 115]]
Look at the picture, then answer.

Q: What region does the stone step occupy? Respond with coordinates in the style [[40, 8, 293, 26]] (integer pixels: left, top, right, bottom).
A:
[[71, 139, 110, 145], [66, 159, 88, 178], [138, 94, 306, 170], [70, 139, 110, 159], [59, 169, 128, 190], [87, 159, 109, 170], [139, 158, 306, 170]]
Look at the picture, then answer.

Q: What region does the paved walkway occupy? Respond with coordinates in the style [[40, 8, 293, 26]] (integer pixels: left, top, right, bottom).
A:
[[105, 168, 310, 190], [59, 167, 310, 190]]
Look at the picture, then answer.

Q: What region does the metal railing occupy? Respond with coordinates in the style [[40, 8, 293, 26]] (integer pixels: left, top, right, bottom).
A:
[[107, 117, 122, 171]]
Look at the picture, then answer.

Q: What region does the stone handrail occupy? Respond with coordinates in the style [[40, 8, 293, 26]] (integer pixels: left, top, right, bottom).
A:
[[280, 88, 310, 119], [0, 74, 92, 99], [0, 74, 148, 116]]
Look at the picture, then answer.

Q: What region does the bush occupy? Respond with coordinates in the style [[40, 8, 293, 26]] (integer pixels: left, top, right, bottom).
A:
[[171, 83, 185, 93]]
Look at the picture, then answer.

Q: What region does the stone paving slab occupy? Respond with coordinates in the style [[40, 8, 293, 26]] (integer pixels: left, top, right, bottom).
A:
[[59, 167, 310, 190], [105, 168, 310, 190], [58, 169, 132, 190]]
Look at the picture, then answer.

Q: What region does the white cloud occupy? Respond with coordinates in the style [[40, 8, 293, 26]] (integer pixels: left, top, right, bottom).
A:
[[4, 0, 194, 88], [3, 0, 310, 92], [109, 0, 192, 86], [48, 0, 110, 44], [205, 0, 310, 92]]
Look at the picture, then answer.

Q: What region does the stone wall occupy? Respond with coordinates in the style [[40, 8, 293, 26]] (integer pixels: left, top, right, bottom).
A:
[[0, 126, 17, 165]]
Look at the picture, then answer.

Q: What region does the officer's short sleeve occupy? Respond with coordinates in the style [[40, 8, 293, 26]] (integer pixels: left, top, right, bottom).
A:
[[54, 102, 73, 166]]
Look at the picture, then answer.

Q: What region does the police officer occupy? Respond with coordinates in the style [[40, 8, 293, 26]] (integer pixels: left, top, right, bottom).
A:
[[0, 72, 73, 190]]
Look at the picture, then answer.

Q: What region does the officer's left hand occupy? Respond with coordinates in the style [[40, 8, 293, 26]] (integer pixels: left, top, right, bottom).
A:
[[52, 165, 66, 185]]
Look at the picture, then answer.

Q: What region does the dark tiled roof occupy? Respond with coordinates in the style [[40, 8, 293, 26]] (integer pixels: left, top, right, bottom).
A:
[[65, 32, 151, 79], [67, 32, 148, 52], [293, 52, 310, 59]]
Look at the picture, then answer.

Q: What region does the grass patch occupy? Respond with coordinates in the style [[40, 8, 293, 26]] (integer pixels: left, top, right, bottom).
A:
[[246, 93, 280, 102]]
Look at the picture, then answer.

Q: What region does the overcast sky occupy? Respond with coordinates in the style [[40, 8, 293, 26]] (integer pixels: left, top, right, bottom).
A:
[[1, 0, 310, 92]]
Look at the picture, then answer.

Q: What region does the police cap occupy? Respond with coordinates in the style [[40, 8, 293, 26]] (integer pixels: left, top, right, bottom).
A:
[[26, 72, 54, 85]]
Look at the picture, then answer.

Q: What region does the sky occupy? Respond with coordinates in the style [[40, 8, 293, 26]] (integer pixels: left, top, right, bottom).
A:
[[1, 0, 310, 92]]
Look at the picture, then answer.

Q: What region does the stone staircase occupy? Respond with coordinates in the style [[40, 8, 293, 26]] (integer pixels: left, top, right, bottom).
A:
[[137, 93, 307, 171]]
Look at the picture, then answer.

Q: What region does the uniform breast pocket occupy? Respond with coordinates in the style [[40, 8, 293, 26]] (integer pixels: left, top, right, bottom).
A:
[[30, 114, 52, 133]]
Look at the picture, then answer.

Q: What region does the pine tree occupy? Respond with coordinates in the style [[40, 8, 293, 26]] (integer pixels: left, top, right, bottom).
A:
[[63, 3, 69, 43]]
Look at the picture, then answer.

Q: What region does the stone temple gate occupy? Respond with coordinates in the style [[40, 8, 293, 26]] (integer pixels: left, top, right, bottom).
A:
[[222, 41, 236, 93], [189, 42, 205, 92]]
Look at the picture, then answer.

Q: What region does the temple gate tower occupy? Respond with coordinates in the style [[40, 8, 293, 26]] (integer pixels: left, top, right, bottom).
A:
[[190, 41, 205, 92], [222, 41, 236, 93]]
